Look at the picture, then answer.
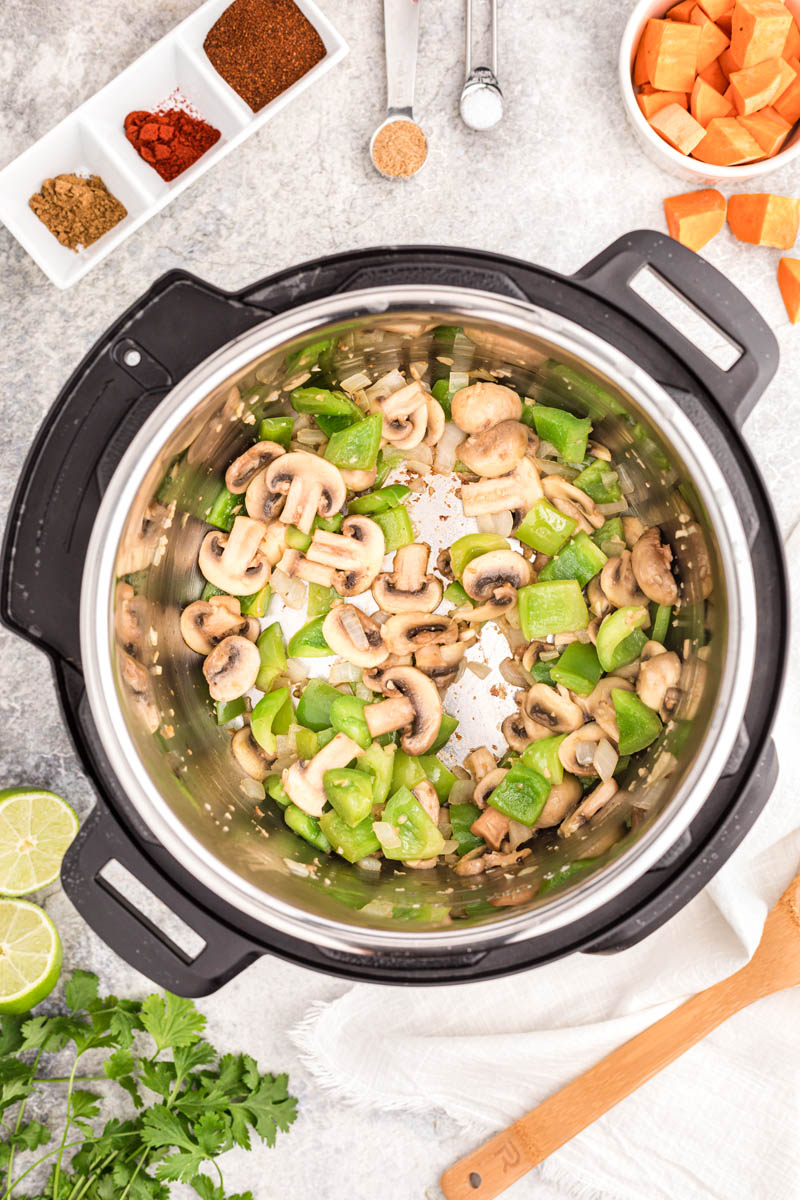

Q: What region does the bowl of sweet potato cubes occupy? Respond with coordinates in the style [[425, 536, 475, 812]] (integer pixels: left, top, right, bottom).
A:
[[620, 0, 800, 179]]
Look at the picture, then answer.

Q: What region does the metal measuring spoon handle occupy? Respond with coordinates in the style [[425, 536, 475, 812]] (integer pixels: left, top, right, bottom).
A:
[[460, 0, 504, 130], [370, 0, 428, 179]]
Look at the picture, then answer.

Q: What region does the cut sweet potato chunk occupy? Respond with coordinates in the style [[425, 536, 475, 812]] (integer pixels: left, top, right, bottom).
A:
[[717, 9, 735, 34], [727, 192, 800, 246], [729, 56, 797, 113], [633, 41, 650, 85], [784, 15, 800, 58], [718, 44, 744, 77], [638, 89, 690, 117], [738, 105, 793, 152], [691, 8, 732, 70], [699, 57, 731, 90], [697, 0, 734, 19], [649, 102, 707, 152], [777, 257, 800, 322], [691, 114, 766, 160], [730, 0, 793, 68], [691, 74, 736, 122], [667, 0, 697, 17], [642, 18, 702, 89], [664, 189, 727, 249], [773, 54, 800, 119]]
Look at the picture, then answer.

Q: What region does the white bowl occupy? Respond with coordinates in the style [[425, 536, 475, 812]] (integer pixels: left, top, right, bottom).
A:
[[619, 0, 800, 182]]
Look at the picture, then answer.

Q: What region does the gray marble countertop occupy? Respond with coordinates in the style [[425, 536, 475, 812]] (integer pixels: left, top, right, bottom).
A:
[[1, 1, 798, 1197]]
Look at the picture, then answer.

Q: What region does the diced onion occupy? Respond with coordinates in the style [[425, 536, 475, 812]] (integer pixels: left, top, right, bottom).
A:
[[365, 369, 406, 402], [434, 422, 464, 474], [449, 371, 470, 392], [407, 443, 433, 467], [356, 856, 382, 871], [240, 778, 265, 801], [616, 464, 635, 494], [441, 839, 459, 854], [449, 779, 477, 805], [341, 606, 369, 650], [507, 820, 533, 852], [340, 371, 372, 393], [596, 500, 629, 516], [593, 738, 619, 782], [271, 568, 305, 610], [467, 660, 491, 679], [476, 511, 513, 536], [329, 660, 362, 685], [373, 821, 401, 849], [286, 660, 309, 683], [576, 739, 597, 768]]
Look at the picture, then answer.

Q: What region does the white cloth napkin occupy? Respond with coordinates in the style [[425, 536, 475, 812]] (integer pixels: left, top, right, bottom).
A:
[[292, 525, 800, 1200]]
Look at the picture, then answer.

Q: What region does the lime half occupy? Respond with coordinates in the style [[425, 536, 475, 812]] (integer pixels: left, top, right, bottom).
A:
[[0, 899, 62, 1013], [0, 788, 79, 896]]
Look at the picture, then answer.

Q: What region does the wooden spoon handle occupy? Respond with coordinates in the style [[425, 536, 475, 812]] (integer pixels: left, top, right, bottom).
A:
[[440, 968, 764, 1200]]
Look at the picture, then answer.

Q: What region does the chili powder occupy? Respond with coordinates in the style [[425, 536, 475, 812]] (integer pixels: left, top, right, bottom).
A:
[[124, 108, 221, 182], [203, 0, 326, 113]]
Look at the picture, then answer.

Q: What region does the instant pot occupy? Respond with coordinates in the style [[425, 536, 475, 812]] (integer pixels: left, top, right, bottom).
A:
[[1, 234, 788, 995]]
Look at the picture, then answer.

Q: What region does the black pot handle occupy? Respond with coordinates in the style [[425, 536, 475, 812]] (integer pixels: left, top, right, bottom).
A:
[[61, 804, 260, 996], [573, 230, 779, 426]]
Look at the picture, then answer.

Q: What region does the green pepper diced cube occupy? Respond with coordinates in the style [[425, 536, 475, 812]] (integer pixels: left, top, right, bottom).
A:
[[539, 857, 600, 896], [371, 506, 413, 552], [204, 485, 241, 532], [376, 786, 445, 861], [290, 385, 359, 418], [240, 583, 271, 618], [296, 678, 341, 731], [324, 412, 382, 470], [449, 533, 509, 580], [429, 713, 458, 755], [549, 642, 603, 695], [323, 767, 374, 826], [251, 687, 292, 756], [287, 616, 331, 658], [286, 525, 312, 552], [520, 734, 566, 785], [348, 484, 412, 515], [596, 606, 649, 672], [515, 499, 578, 556], [285, 338, 332, 373], [444, 581, 473, 607], [313, 513, 344, 533], [215, 697, 246, 725], [531, 659, 555, 684], [573, 457, 623, 504], [201, 581, 226, 601], [651, 603, 673, 645], [487, 762, 550, 826], [419, 754, 456, 802], [258, 416, 294, 448], [530, 404, 592, 463], [538, 532, 607, 588], [266, 774, 290, 808], [256, 622, 286, 693], [431, 377, 453, 420], [449, 802, 485, 855], [307, 583, 335, 617], [518, 580, 590, 639], [284, 804, 332, 853], [391, 750, 427, 794], [295, 727, 319, 760], [373, 447, 405, 487], [612, 690, 663, 756], [319, 810, 381, 862], [355, 742, 395, 806], [329, 694, 372, 749], [592, 516, 625, 558]]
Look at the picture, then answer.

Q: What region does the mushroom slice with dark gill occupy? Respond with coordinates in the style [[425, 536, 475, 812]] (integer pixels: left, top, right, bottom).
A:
[[381, 612, 457, 657], [115, 581, 148, 657], [304, 515, 385, 595], [232, 726, 271, 781], [225, 440, 285, 493], [264, 452, 347, 534], [364, 666, 442, 755], [198, 516, 270, 595], [600, 550, 649, 608], [542, 476, 604, 534], [180, 594, 248, 655], [558, 722, 609, 777], [451, 382, 522, 433], [283, 732, 364, 817], [361, 653, 412, 691], [322, 605, 389, 668], [580, 675, 633, 741], [523, 682, 583, 734], [414, 641, 468, 690], [202, 635, 260, 702], [372, 542, 442, 613], [462, 549, 532, 614], [559, 778, 620, 837], [473, 767, 508, 809], [376, 381, 429, 449], [461, 457, 542, 517], [637, 644, 682, 719], [457, 420, 529, 478], [631, 526, 679, 606]]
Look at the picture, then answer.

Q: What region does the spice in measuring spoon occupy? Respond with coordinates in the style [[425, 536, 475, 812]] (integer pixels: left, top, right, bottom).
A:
[[371, 120, 428, 179]]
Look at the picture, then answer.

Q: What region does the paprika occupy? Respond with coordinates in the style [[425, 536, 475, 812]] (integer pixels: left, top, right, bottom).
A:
[[124, 108, 221, 182]]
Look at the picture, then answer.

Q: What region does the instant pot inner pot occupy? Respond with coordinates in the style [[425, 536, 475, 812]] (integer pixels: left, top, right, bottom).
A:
[[108, 307, 725, 932]]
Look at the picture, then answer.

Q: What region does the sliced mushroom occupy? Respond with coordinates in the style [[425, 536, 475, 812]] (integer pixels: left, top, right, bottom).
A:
[[225, 440, 285, 494], [364, 666, 442, 755], [305, 515, 385, 595], [523, 683, 583, 734], [586, 575, 611, 620], [265, 452, 346, 534], [458, 420, 529, 478], [340, 467, 377, 491], [119, 651, 160, 734], [470, 807, 510, 851], [580, 675, 633, 741], [377, 381, 428, 448], [502, 711, 533, 752], [260, 519, 288, 565], [283, 732, 365, 817], [559, 778, 619, 837], [558, 722, 607, 776], [361, 653, 413, 691], [622, 515, 646, 548], [534, 774, 583, 828], [423, 395, 445, 446], [414, 641, 468, 690], [637, 649, 681, 718], [631, 526, 679, 606], [473, 767, 507, 809], [180, 594, 248, 655], [451, 382, 522, 433], [436, 547, 454, 580], [372, 543, 442, 613], [599, 550, 649, 608], [454, 846, 531, 875], [404, 780, 441, 869], [465, 747, 497, 780], [322, 605, 389, 668], [198, 516, 270, 594], [276, 548, 336, 588], [462, 550, 532, 612], [245, 468, 287, 523], [203, 635, 260, 702], [461, 457, 543, 517], [542, 476, 604, 533], [115, 582, 148, 656], [231, 726, 271, 781], [382, 612, 457, 657]]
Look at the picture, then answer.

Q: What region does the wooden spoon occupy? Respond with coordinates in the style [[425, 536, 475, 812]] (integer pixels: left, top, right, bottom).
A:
[[441, 872, 800, 1200]]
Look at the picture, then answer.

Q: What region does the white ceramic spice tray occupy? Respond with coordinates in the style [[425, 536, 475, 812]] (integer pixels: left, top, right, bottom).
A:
[[0, 0, 347, 289]]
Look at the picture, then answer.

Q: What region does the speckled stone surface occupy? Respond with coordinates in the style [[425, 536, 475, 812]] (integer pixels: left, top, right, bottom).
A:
[[1, 1, 798, 1197]]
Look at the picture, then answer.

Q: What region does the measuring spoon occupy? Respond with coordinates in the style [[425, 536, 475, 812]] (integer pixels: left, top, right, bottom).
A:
[[370, 0, 428, 179]]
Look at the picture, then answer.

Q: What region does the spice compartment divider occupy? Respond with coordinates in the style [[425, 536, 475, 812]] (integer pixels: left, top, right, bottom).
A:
[[0, 0, 347, 289]]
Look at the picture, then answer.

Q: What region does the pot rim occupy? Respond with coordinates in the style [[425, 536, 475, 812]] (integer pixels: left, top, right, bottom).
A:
[[80, 284, 757, 954]]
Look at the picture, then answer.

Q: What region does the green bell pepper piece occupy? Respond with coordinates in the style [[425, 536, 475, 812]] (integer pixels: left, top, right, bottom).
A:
[[519, 580, 590, 639], [324, 413, 382, 470], [487, 762, 550, 826], [286, 338, 332, 373], [266, 774, 290, 808], [287, 616, 331, 658], [596, 606, 649, 672], [613, 689, 662, 755], [284, 804, 332, 853], [313, 513, 344, 533], [530, 405, 592, 463], [449, 802, 484, 855], [373, 447, 406, 487], [323, 767, 374, 826], [378, 787, 445, 861], [204, 485, 241, 532], [419, 755, 456, 802], [319, 810, 381, 863], [215, 697, 246, 725], [329, 694, 372, 749], [286, 524, 312, 552], [573, 457, 622, 504], [515, 499, 578, 556], [651, 603, 673, 645], [450, 533, 510, 580], [392, 903, 451, 923], [592, 516, 625, 558], [429, 713, 458, 755], [539, 857, 600, 896], [258, 416, 294, 448], [549, 641, 603, 695], [290, 385, 359, 418], [355, 741, 395, 806], [538, 532, 607, 588], [201, 581, 226, 601], [348, 484, 411, 515], [251, 687, 292, 756], [240, 584, 271, 618], [520, 734, 566, 785], [307, 583, 335, 617], [295, 727, 318, 760], [444, 581, 473, 607], [371, 506, 413, 552], [317, 727, 336, 750], [256, 622, 286, 693], [296, 678, 341, 730], [538, 360, 627, 419], [391, 750, 427, 793], [431, 377, 452, 419]]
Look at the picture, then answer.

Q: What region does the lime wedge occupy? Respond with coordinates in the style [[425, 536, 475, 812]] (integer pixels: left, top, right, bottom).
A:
[[0, 788, 79, 896], [0, 899, 62, 1013]]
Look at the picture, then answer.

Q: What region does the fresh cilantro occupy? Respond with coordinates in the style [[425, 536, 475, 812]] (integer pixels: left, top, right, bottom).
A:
[[0, 969, 297, 1199]]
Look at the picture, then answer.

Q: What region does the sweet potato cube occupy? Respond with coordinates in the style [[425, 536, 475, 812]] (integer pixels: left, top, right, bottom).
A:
[[773, 54, 800, 119], [718, 44, 744, 77], [643, 19, 702, 89], [777, 257, 800, 322], [699, 57, 731, 90], [633, 40, 650, 85], [729, 56, 797, 113], [784, 16, 800, 59], [639, 89, 690, 117], [717, 9, 735, 34], [730, 0, 793, 68], [738, 105, 793, 153], [649, 102, 708, 152], [727, 192, 800, 246], [668, 0, 697, 17], [691, 8, 732, 70], [691, 114, 766, 160], [692, 74, 736, 122], [697, 0, 734, 19], [664, 189, 728, 250]]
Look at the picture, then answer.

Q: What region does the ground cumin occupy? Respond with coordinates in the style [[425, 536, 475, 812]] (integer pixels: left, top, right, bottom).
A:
[[371, 120, 427, 179], [28, 174, 127, 251], [204, 0, 326, 113]]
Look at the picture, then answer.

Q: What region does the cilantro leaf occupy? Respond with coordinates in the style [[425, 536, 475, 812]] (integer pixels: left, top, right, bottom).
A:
[[65, 970, 100, 1011], [232, 1073, 298, 1147], [0, 1013, 27, 1056], [140, 993, 206, 1054], [13, 1119, 50, 1152], [20, 1014, 86, 1053], [173, 1039, 216, 1081], [104, 1047, 135, 1080], [190, 1173, 218, 1200], [140, 1104, 195, 1152]]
